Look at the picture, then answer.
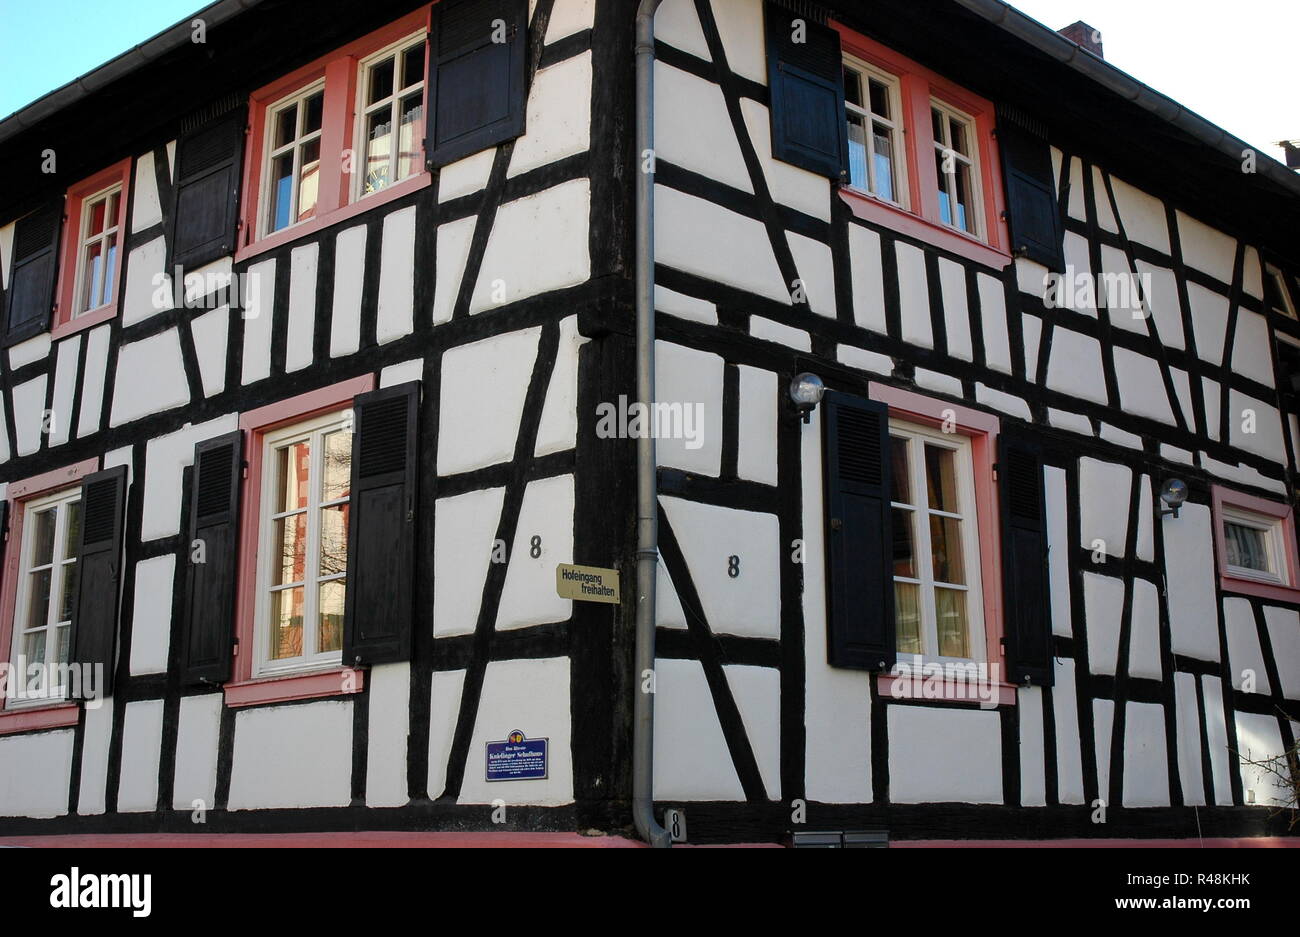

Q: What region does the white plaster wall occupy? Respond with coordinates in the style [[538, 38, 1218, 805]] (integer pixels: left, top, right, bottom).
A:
[[939, 258, 972, 360], [736, 365, 777, 485], [655, 340, 724, 476], [895, 242, 932, 348], [725, 664, 781, 800], [497, 474, 574, 630], [509, 51, 592, 178], [848, 225, 886, 333], [76, 325, 111, 437], [1078, 457, 1131, 556], [191, 305, 229, 397], [1264, 606, 1300, 700], [432, 214, 476, 324], [458, 656, 573, 805], [131, 151, 163, 231], [654, 62, 750, 193], [228, 700, 353, 809], [330, 225, 366, 355], [366, 662, 412, 808], [1202, 676, 1233, 805], [438, 327, 539, 475], [1224, 597, 1269, 694], [128, 555, 175, 675], [9, 334, 50, 370], [1045, 466, 1072, 636], [739, 98, 832, 222], [653, 657, 744, 800], [661, 495, 780, 639], [1052, 657, 1085, 803], [78, 697, 114, 815], [110, 329, 189, 426], [12, 375, 47, 456], [534, 316, 583, 458], [433, 486, 505, 637], [121, 236, 172, 326], [0, 729, 73, 817], [141, 413, 239, 541], [428, 668, 466, 798], [1046, 328, 1106, 404], [656, 0, 711, 60], [1164, 502, 1219, 660], [240, 258, 276, 384], [377, 205, 416, 343], [173, 692, 222, 811], [788, 232, 836, 318], [1173, 672, 1205, 806], [978, 273, 1012, 374], [1109, 175, 1168, 254], [118, 699, 165, 812], [1123, 701, 1170, 807], [1084, 571, 1123, 676], [285, 242, 318, 372], [1019, 687, 1047, 806], [1235, 711, 1288, 807], [48, 336, 79, 447], [1177, 210, 1236, 285], [887, 706, 1002, 804]]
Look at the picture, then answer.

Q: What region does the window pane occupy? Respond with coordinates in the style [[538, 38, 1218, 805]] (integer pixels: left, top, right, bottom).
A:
[[402, 43, 426, 90], [321, 430, 353, 501], [935, 587, 969, 658], [846, 113, 869, 190], [931, 107, 944, 143], [275, 441, 311, 513], [924, 444, 959, 512], [31, 508, 56, 566], [895, 582, 922, 654], [63, 502, 81, 560], [302, 91, 324, 135], [364, 109, 393, 194], [1225, 522, 1269, 572], [59, 561, 78, 623], [270, 153, 294, 232], [954, 161, 974, 233], [102, 238, 119, 306], [25, 568, 52, 631], [935, 150, 952, 226], [22, 630, 47, 674], [87, 197, 107, 235], [368, 57, 395, 105], [298, 138, 321, 222], [275, 103, 298, 149], [929, 515, 966, 585], [319, 506, 349, 577], [949, 116, 968, 156], [397, 93, 424, 181], [55, 623, 71, 666], [319, 580, 345, 654], [272, 514, 309, 586], [269, 587, 305, 660], [105, 192, 119, 229], [889, 436, 910, 504], [868, 78, 890, 119], [871, 125, 894, 201], [843, 66, 863, 108], [891, 508, 915, 578], [81, 240, 104, 312]]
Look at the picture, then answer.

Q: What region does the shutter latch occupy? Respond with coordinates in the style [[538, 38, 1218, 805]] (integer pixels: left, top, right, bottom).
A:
[[830, 517, 842, 531]]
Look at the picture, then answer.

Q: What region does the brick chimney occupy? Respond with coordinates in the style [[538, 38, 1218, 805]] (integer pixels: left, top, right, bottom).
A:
[[1059, 21, 1104, 58]]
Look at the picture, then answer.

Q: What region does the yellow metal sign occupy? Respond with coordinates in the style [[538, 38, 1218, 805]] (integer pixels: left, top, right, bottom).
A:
[[555, 564, 620, 604]]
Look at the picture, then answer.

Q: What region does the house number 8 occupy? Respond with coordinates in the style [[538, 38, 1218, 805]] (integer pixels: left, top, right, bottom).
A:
[[727, 555, 740, 578]]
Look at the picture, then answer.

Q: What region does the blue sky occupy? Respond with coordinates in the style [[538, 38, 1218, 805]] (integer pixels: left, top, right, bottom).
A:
[[0, 0, 1294, 161]]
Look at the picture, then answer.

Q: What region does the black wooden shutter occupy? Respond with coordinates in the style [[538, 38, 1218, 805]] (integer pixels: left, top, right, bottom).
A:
[[180, 432, 243, 685], [170, 108, 246, 270], [4, 202, 63, 346], [823, 391, 894, 670], [998, 429, 1053, 686], [764, 2, 848, 180], [342, 382, 419, 665], [426, 0, 528, 168], [997, 113, 1064, 270], [69, 465, 128, 699]]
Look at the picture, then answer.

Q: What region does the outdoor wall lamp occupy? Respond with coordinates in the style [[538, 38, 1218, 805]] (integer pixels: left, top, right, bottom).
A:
[[790, 372, 825, 423], [1158, 478, 1188, 519]]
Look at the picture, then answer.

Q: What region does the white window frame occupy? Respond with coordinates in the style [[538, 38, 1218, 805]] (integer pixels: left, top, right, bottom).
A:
[[842, 55, 907, 208], [259, 80, 327, 239], [1221, 506, 1290, 586], [352, 31, 428, 202], [930, 98, 983, 241], [72, 184, 123, 317], [7, 488, 81, 707], [888, 418, 986, 664], [253, 410, 352, 678]]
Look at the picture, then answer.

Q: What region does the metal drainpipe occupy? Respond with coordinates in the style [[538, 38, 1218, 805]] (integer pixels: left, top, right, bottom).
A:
[[633, 0, 672, 849]]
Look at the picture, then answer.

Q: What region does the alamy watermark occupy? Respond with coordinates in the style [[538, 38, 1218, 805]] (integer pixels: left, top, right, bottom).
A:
[[595, 395, 705, 450]]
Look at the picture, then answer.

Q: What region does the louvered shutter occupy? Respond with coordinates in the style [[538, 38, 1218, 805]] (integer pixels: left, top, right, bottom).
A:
[[998, 429, 1053, 686], [823, 391, 894, 670], [997, 113, 1064, 271], [4, 202, 63, 346], [180, 432, 243, 685], [170, 109, 246, 270], [764, 2, 848, 180], [342, 382, 419, 665], [426, 0, 528, 168], [69, 465, 127, 699]]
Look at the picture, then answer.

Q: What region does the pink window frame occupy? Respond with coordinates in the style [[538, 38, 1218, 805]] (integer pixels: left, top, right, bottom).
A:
[[831, 24, 1012, 271], [235, 6, 433, 262], [1210, 485, 1300, 603], [50, 159, 133, 341], [866, 383, 1015, 707], [225, 374, 375, 707], [0, 457, 100, 733]]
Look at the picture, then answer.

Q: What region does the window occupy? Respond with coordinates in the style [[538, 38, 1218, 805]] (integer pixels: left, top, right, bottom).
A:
[[887, 420, 985, 661], [357, 36, 427, 198], [9, 489, 80, 704], [72, 186, 122, 316], [1212, 485, 1300, 602], [931, 101, 980, 237], [263, 84, 325, 236], [254, 411, 353, 676], [843, 58, 904, 205], [1265, 264, 1296, 319]]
